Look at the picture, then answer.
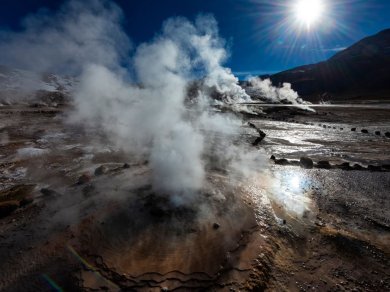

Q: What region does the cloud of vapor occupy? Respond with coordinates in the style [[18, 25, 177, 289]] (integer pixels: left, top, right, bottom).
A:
[[1, 0, 266, 202], [0, 0, 130, 75], [245, 77, 314, 111]]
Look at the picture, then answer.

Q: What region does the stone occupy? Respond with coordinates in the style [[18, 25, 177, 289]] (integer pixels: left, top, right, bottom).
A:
[[375, 131, 381, 136], [249, 122, 266, 146], [0, 201, 19, 218], [300, 157, 313, 169], [361, 129, 368, 134], [82, 184, 95, 197], [275, 159, 290, 166], [40, 188, 61, 198], [385, 132, 390, 138], [351, 128, 356, 131], [94, 165, 108, 176], [382, 164, 390, 170], [367, 165, 381, 171], [289, 160, 301, 166], [352, 164, 364, 170], [338, 162, 352, 170], [77, 173, 92, 185], [19, 196, 34, 207], [213, 223, 220, 229], [316, 161, 331, 169]]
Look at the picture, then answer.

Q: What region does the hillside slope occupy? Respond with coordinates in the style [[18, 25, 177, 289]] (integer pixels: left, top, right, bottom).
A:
[[265, 29, 390, 102]]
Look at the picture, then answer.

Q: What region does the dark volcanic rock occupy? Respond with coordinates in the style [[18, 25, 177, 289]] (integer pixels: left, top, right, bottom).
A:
[[300, 157, 313, 169], [94, 165, 108, 176], [40, 188, 61, 198], [368, 165, 382, 171], [19, 196, 34, 206], [352, 164, 364, 170], [0, 185, 35, 205], [0, 201, 19, 218], [275, 159, 290, 166], [316, 161, 331, 169], [338, 162, 352, 170], [361, 129, 369, 134], [77, 173, 92, 185], [351, 128, 356, 132], [289, 160, 301, 166], [385, 132, 390, 138], [375, 131, 381, 136], [249, 122, 267, 145]]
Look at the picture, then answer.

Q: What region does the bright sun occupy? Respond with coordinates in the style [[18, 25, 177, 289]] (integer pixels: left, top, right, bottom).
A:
[[293, 0, 325, 29]]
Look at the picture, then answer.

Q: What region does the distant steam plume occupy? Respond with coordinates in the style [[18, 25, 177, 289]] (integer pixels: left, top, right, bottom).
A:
[[245, 77, 314, 111]]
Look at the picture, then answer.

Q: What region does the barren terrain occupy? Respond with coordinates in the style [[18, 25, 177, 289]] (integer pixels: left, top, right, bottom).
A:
[[0, 103, 389, 291]]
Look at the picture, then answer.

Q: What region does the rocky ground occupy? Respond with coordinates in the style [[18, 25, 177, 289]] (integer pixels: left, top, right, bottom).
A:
[[0, 103, 389, 291]]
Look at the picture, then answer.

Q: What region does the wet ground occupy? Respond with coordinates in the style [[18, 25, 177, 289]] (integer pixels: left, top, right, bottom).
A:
[[0, 104, 389, 291]]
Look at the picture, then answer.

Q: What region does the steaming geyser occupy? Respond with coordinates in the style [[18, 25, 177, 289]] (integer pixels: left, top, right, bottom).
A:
[[70, 15, 263, 201]]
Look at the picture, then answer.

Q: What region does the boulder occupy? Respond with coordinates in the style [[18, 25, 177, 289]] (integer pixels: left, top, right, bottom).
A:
[[19, 196, 34, 206], [338, 162, 352, 170], [275, 159, 290, 166], [40, 188, 61, 198], [249, 122, 267, 145], [368, 165, 381, 171], [352, 164, 364, 170], [94, 165, 108, 176], [382, 164, 390, 170], [0, 200, 19, 218], [375, 131, 381, 136], [300, 157, 313, 169], [77, 173, 92, 185], [316, 161, 331, 169], [351, 128, 356, 131], [385, 132, 390, 138], [289, 160, 301, 166], [361, 129, 368, 134]]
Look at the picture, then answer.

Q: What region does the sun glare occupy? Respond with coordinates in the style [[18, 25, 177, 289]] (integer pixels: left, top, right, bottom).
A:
[[293, 0, 325, 29]]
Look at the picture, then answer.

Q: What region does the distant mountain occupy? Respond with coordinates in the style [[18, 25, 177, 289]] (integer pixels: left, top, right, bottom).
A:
[[263, 29, 390, 102], [0, 65, 75, 105]]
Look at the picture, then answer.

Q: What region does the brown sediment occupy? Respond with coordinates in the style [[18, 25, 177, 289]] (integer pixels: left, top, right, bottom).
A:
[[0, 104, 390, 291]]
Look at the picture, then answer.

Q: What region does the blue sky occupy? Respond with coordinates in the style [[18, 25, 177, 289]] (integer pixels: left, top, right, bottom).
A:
[[0, 0, 389, 77]]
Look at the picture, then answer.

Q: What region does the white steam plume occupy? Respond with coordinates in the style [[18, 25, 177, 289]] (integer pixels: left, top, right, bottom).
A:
[[1, 0, 266, 202], [69, 13, 265, 200], [246, 77, 314, 111], [0, 0, 131, 75]]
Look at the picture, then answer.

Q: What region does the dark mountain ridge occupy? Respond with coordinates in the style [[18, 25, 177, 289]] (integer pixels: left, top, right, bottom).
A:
[[263, 29, 390, 102]]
